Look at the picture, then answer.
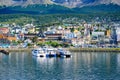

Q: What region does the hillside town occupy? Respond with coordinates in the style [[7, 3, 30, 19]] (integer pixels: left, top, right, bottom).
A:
[[0, 22, 120, 48]]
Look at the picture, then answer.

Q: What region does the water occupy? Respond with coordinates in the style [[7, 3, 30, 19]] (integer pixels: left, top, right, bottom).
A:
[[0, 52, 120, 80]]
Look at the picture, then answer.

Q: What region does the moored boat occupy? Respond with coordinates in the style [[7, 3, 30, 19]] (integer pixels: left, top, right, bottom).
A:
[[32, 46, 71, 58], [57, 48, 71, 58], [32, 48, 46, 57], [44, 48, 57, 57]]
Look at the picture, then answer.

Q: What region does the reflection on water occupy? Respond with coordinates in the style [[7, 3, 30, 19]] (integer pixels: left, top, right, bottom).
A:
[[0, 52, 120, 80]]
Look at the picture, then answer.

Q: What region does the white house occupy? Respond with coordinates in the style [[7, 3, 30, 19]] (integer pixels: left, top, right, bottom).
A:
[[116, 27, 120, 42]]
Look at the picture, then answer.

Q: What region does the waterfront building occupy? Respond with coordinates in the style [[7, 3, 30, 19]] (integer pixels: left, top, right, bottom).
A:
[[0, 27, 9, 34], [0, 32, 16, 45], [56, 28, 71, 36], [65, 32, 76, 39], [16, 33, 24, 41], [106, 29, 111, 37], [91, 32, 105, 46], [7, 36, 17, 42], [116, 27, 120, 46], [92, 32, 105, 37], [71, 38, 84, 47], [24, 24, 36, 33], [24, 33, 37, 39], [38, 29, 45, 38], [11, 27, 22, 34], [74, 29, 80, 38], [84, 26, 91, 46], [110, 27, 117, 45], [116, 27, 120, 42], [45, 33, 62, 41]]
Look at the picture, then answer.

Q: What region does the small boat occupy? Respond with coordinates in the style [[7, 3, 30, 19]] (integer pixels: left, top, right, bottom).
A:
[[57, 48, 71, 58], [32, 46, 71, 58], [32, 48, 45, 57], [45, 48, 57, 57]]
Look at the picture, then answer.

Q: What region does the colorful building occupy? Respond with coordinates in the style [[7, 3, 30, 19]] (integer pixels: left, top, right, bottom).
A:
[[0, 27, 9, 34], [110, 27, 117, 45]]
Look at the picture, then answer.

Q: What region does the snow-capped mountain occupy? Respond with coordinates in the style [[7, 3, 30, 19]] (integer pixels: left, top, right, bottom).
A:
[[0, 0, 120, 7]]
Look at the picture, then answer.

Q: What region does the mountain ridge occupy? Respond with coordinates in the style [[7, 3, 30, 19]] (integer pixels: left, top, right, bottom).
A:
[[0, 4, 120, 14], [0, 0, 120, 8]]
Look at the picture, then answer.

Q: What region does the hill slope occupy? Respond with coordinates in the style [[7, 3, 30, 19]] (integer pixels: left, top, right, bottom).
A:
[[0, 4, 120, 14], [0, 0, 120, 7]]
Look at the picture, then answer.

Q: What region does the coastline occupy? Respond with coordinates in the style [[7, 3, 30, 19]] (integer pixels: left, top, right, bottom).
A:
[[1, 47, 120, 52], [2, 48, 33, 52], [68, 48, 120, 52]]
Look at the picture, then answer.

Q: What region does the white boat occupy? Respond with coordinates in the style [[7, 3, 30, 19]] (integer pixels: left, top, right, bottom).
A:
[[43, 47, 57, 57], [57, 48, 71, 58], [32, 48, 46, 57], [32, 46, 71, 58]]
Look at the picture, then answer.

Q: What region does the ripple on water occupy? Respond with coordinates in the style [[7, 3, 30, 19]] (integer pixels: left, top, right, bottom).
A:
[[0, 52, 120, 80]]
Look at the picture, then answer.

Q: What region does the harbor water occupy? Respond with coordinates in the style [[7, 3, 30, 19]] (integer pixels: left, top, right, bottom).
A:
[[0, 52, 120, 80]]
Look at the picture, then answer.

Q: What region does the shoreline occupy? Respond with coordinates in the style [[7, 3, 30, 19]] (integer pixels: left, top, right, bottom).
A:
[[68, 48, 120, 52], [1, 47, 120, 52], [3, 48, 33, 52]]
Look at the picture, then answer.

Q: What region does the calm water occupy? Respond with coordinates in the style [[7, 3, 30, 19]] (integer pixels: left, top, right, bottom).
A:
[[0, 52, 120, 80]]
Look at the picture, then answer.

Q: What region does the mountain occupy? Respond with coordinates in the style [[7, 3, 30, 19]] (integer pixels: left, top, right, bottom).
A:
[[0, 0, 120, 15], [0, 0, 120, 7], [52, 0, 120, 7], [0, 4, 120, 14], [0, 0, 53, 6]]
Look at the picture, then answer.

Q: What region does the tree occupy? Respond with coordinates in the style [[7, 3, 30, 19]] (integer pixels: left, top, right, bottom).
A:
[[70, 27, 74, 32], [37, 42, 45, 46], [17, 40, 23, 44], [32, 36, 38, 43], [51, 41, 59, 47]]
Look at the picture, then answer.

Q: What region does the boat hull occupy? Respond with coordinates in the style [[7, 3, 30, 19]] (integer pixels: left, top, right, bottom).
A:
[[32, 47, 71, 58], [46, 54, 56, 57], [32, 49, 46, 57]]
